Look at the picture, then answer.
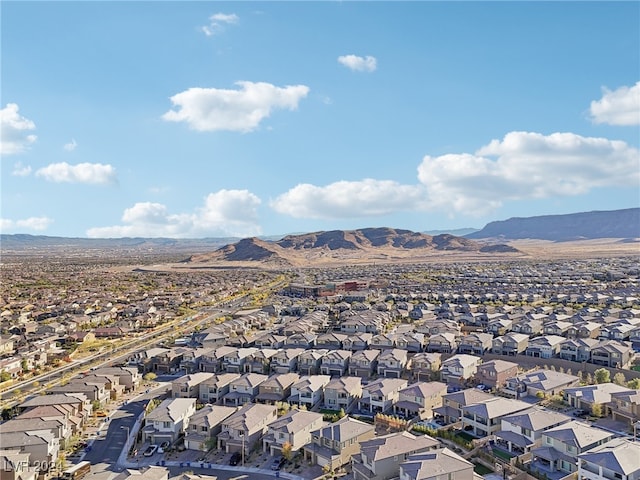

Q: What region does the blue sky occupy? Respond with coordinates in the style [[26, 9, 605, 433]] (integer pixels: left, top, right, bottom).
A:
[[2, 1, 639, 239]]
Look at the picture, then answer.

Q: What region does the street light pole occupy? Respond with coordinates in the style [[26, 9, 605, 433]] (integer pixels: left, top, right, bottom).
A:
[[240, 433, 245, 466]]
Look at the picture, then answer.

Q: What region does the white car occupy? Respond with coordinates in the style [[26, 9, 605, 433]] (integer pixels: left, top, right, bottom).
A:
[[143, 445, 158, 457]]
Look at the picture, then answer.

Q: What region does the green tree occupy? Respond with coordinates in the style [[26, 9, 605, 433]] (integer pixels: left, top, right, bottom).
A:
[[594, 368, 611, 384], [591, 403, 603, 417], [0, 370, 10, 382], [282, 441, 293, 461], [143, 372, 157, 383], [626, 378, 640, 389], [612, 372, 626, 386], [338, 408, 346, 419]]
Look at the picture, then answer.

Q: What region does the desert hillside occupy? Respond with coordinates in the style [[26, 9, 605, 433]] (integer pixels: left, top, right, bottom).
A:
[[186, 228, 521, 268]]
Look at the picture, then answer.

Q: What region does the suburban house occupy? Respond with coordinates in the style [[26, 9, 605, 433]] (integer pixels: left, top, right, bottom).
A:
[[261, 409, 324, 456], [217, 403, 278, 456], [198, 373, 240, 404], [474, 359, 519, 390], [0, 431, 59, 477], [425, 333, 458, 354], [222, 373, 268, 406], [376, 349, 409, 378], [440, 354, 482, 387], [48, 380, 110, 406], [395, 332, 426, 353], [142, 398, 196, 444], [92, 366, 141, 392], [0, 450, 38, 480], [284, 332, 317, 349], [590, 340, 634, 369], [399, 448, 475, 480], [342, 333, 374, 351], [525, 335, 565, 358], [460, 397, 531, 437], [316, 332, 349, 350], [297, 349, 329, 376], [255, 372, 300, 404], [457, 333, 493, 356], [271, 348, 305, 374], [323, 376, 363, 412], [433, 389, 494, 425], [183, 405, 237, 451], [559, 338, 600, 362], [577, 438, 640, 480], [222, 347, 257, 373], [492, 333, 529, 356], [303, 416, 376, 470], [563, 383, 634, 415], [171, 372, 214, 399], [244, 348, 278, 374], [393, 381, 447, 420], [409, 352, 442, 381], [370, 333, 396, 350], [357, 378, 407, 415], [348, 349, 380, 378], [288, 375, 331, 410], [609, 389, 640, 426], [502, 369, 580, 400], [320, 350, 353, 377], [531, 421, 613, 475], [352, 431, 440, 480], [494, 406, 572, 454]]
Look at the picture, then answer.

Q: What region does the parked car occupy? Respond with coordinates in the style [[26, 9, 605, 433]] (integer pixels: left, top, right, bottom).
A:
[[158, 441, 170, 454], [271, 456, 286, 470], [229, 452, 242, 466], [143, 445, 158, 457]]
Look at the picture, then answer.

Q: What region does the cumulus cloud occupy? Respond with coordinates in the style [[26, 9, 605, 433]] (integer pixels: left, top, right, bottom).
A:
[[64, 139, 78, 151], [0, 103, 37, 155], [12, 161, 32, 177], [0, 216, 53, 233], [271, 179, 427, 219], [201, 12, 239, 36], [417, 131, 640, 215], [162, 81, 310, 132], [337, 54, 377, 72], [86, 189, 262, 238], [590, 81, 640, 126], [35, 162, 117, 184]]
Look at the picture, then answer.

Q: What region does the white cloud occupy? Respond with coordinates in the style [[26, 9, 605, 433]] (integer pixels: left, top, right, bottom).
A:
[[417, 131, 640, 215], [590, 81, 640, 126], [162, 81, 310, 132], [201, 12, 239, 36], [64, 139, 78, 151], [87, 189, 262, 238], [35, 162, 117, 184], [0, 216, 53, 233], [337, 54, 377, 72], [0, 103, 37, 155], [271, 179, 427, 219], [12, 161, 32, 177]]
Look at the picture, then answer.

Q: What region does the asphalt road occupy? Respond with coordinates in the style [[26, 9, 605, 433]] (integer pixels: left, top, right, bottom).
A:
[[83, 384, 276, 480]]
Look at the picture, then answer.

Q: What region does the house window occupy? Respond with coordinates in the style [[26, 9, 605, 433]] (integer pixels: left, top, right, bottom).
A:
[[163, 422, 171, 428], [545, 437, 552, 445]]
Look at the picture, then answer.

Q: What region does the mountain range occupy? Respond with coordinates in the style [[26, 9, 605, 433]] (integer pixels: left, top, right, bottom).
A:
[[466, 208, 640, 241], [187, 228, 521, 267], [2, 208, 637, 264]]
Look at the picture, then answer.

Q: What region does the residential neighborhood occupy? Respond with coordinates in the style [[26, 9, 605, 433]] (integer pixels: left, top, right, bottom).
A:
[[1, 253, 640, 480]]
